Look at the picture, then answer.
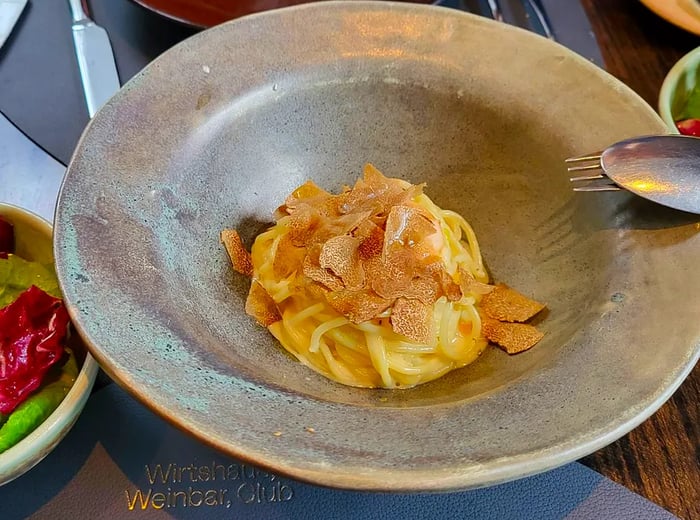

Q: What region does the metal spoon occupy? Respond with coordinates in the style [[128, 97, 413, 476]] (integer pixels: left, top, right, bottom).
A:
[[567, 134, 700, 214]]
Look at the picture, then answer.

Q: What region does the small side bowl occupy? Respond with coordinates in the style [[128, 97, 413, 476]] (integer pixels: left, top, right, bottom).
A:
[[659, 46, 700, 131], [0, 203, 99, 486]]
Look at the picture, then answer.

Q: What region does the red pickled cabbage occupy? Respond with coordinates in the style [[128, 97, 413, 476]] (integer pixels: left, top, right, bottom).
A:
[[0, 285, 69, 414], [0, 216, 13, 259]]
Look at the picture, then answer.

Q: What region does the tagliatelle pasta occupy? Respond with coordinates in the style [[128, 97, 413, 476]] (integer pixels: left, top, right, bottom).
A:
[[222, 164, 545, 388]]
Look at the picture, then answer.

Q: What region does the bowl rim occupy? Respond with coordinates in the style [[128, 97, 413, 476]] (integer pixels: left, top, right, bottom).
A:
[[658, 45, 700, 130], [0, 203, 99, 486]]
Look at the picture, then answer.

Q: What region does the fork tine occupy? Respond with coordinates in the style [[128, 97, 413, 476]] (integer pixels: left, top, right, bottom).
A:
[[572, 185, 621, 192], [567, 164, 603, 172], [565, 152, 602, 163], [566, 150, 621, 192], [569, 174, 605, 182]]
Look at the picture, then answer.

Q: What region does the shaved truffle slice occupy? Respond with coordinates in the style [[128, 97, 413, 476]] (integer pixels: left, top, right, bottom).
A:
[[367, 251, 449, 305], [425, 261, 462, 301], [245, 281, 281, 326], [305, 281, 331, 302], [286, 204, 321, 246], [355, 220, 385, 260], [367, 252, 414, 300], [404, 276, 442, 306], [221, 229, 253, 277], [458, 268, 493, 296], [361, 164, 425, 211], [284, 180, 332, 211], [316, 210, 372, 245], [334, 164, 423, 217], [326, 289, 393, 324], [272, 235, 306, 279], [302, 246, 344, 291], [480, 284, 545, 322], [319, 235, 365, 290], [482, 318, 543, 354], [383, 205, 438, 259], [390, 297, 434, 344]]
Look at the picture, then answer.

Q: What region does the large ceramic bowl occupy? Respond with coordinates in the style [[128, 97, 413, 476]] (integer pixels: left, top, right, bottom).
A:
[[0, 204, 99, 486], [53, 2, 699, 491]]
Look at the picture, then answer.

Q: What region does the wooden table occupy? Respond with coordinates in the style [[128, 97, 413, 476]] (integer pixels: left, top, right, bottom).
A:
[[579, 2, 699, 519]]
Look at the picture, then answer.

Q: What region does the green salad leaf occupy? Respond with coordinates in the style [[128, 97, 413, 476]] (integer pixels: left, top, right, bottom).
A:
[[680, 84, 700, 120], [0, 254, 61, 308]]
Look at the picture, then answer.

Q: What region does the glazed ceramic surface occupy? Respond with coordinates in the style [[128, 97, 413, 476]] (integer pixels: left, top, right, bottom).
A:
[[0, 204, 98, 486], [659, 46, 700, 130], [54, 2, 699, 491]]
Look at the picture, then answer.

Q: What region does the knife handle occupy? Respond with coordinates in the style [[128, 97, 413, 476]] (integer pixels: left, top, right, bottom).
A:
[[67, 0, 89, 23], [486, 0, 503, 21]]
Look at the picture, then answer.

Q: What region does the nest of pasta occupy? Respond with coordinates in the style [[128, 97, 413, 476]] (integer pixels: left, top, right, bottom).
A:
[[222, 164, 545, 388]]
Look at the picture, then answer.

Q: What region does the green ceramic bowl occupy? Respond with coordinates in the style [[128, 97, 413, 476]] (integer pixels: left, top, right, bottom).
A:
[[0, 204, 99, 486], [659, 46, 700, 131]]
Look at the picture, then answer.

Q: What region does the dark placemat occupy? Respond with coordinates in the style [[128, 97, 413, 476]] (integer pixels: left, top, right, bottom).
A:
[[0, 0, 196, 166], [0, 383, 677, 519], [0, 0, 602, 166]]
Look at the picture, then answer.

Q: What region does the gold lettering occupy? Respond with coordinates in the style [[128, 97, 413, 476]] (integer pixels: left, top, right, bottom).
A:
[[227, 463, 240, 480], [237, 483, 255, 504], [243, 465, 256, 479], [151, 492, 166, 509], [212, 461, 227, 480], [204, 489, 219, 506], [172, 489, 187, 507], [125, 489, 151, 510], [144, 464, 172, 485], [262, 483, 276, 502], [189, 488, 203, 507], [280, 485, 294, 501], [198, 464, 211, 481]]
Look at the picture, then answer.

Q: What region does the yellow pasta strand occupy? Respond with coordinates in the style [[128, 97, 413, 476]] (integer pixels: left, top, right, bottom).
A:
[[251, 191, 488, 388]]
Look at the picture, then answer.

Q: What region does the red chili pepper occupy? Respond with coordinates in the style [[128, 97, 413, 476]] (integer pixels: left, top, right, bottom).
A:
[[0, 286, 69, 414]]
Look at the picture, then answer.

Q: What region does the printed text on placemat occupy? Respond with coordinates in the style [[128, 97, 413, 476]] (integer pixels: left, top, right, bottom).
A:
[[125, 461, 295, 511]]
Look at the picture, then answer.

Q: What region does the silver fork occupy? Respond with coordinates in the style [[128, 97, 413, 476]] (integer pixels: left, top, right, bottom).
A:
[[566, 152, 621, 192], [565, 135, 700, 214]]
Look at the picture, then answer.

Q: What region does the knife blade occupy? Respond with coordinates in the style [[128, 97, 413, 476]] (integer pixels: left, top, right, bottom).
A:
[[68, 0, 120, 118], [0, 0, 27, 50]]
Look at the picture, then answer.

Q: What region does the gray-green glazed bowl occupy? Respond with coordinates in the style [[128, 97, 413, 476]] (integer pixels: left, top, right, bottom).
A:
[[54, 1, 699, 491]]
